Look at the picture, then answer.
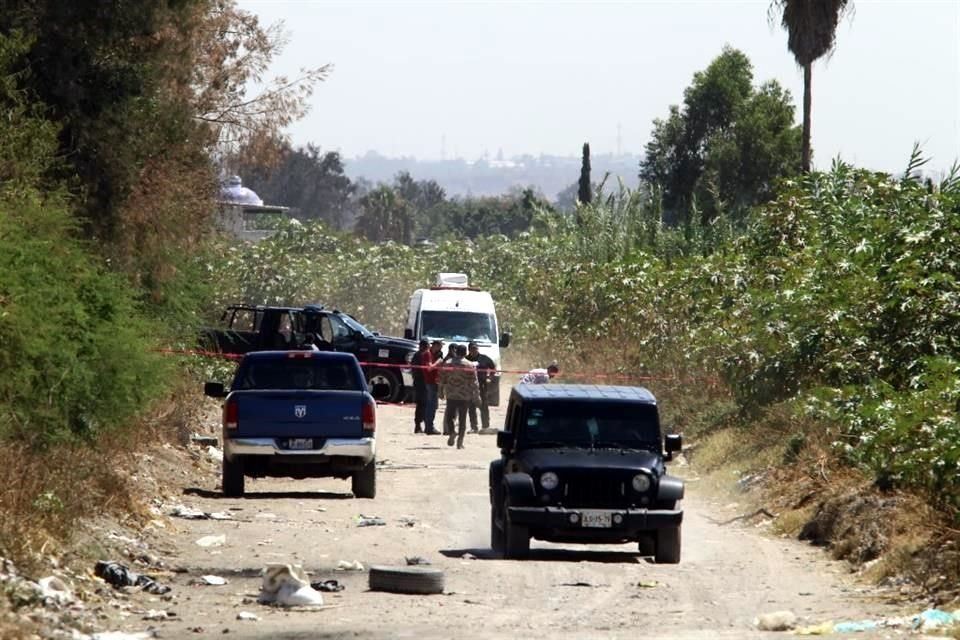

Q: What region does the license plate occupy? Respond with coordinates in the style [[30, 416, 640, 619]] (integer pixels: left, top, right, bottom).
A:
[[287, 438, 314, 450], [580, 510, 613, 528]]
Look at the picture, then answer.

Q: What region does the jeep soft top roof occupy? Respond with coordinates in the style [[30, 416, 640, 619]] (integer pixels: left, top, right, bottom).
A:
[[512, 384, 656, 405]]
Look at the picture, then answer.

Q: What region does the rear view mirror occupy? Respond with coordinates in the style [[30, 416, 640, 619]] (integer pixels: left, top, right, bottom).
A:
[[496, 430, 513, 450], [204, 382, 227, 398], [665, 433, 682, 454], [404, 329, 414, 340], [499, 332, 511, 348]]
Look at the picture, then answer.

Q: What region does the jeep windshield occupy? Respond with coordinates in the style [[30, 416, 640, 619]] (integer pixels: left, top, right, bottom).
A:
[[520, 401, 661, 450], [420, 311, 496, 344]]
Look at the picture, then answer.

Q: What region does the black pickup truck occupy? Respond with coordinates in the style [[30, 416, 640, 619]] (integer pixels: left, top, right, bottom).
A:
[[201, 304, 417, 402], [489, 384, 684, 562]]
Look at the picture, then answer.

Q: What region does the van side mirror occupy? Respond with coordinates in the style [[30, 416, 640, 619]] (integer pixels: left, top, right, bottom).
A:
[[496, 430, 513, 450], [404, 328, 414, 340], [499, 332, 511, 348], [204, 382, 227, 398], [665, 433, 682, 454]]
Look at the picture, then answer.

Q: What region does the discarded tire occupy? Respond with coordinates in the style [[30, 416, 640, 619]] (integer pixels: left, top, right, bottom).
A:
[[368, 565, 445, 595]]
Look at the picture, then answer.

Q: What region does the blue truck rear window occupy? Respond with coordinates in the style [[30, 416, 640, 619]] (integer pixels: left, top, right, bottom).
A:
[[234, 360, 360, 391]]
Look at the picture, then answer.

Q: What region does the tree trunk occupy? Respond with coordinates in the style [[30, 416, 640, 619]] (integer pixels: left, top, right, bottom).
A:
[[802, 62, 812, 173]]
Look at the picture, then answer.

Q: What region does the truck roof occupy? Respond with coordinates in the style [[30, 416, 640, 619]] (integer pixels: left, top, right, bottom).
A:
[[241, 350, 360, 365], [512, 384, 657, 405], [417, 288, 494, 313]]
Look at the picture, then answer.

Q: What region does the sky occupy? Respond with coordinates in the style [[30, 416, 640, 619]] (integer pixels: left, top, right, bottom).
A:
[[238, 0, 960, 174]]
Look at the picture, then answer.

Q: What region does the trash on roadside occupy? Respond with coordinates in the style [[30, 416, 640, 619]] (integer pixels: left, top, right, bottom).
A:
[[915, 608, 955, 632], [754, 610, 797, 631], [170, 505, 232, 521], [637, 580, 659, 589], [397, 517, 417, 527], [142, 609, 175, 620], [559, 581, 593, 587], [207, 445, 223, 462], [37, 576, 73, 605], [405, 556, 430, 566], [237, 611, 259, 621], [91, 631, 158, 640], [195, 534, 226, 548], [833, 620, 878, 633], [336, 560, 364, 571], [190, 575, 228, 586], [258, 564, 324, 607], [94, 561, 172, 595], [356, 514, 386, 527], [310, 579, 345, 593], [794, 621, 834, 635]]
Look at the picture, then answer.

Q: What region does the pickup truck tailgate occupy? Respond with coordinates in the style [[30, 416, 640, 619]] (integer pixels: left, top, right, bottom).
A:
[[231, 390, 365, 438]]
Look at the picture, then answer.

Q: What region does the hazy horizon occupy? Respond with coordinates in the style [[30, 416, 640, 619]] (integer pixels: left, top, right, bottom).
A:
[[238, 0, 959, 175]]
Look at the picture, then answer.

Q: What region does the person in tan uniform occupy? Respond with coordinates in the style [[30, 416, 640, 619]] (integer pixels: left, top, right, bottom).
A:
[[439, 344, 481, 449]]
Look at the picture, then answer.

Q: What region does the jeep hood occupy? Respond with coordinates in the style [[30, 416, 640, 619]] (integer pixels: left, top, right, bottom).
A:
[[516, 447, 664, 474]]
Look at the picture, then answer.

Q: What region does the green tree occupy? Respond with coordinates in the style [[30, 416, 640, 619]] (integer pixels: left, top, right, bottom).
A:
[[354, 185, 415, 244], [578, 143, 592, 206], [770, 0, 852, 172], [639, 47, 801, 224]]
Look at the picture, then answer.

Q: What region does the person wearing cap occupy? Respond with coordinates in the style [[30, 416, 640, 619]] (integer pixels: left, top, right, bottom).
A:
[[519, 362, 560, 384], [410, 339, 431, 434], [439, 344, 481, 449], [466, 341, 495, 432]]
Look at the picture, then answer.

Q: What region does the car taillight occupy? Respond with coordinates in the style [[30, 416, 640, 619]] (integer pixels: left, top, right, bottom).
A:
[[362, 399, 376, 433], [224, 399, 238, 430]]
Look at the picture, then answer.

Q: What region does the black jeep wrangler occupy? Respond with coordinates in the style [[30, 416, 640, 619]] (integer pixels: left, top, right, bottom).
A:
[[489, 384, 684, 562]]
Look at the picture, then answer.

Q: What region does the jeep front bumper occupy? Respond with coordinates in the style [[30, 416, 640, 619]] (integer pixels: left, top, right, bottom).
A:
[[507, 506, 682, 531]]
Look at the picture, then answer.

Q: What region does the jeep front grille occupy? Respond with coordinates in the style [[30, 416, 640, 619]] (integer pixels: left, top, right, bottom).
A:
[[560, 473, 629, 508]]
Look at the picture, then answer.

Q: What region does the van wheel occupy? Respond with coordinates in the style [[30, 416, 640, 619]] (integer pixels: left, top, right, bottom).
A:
[[352, 459, 377, 499], [366, 368, 401, 403], [654, 526, 681, 564], [222, 458, 245, 497]]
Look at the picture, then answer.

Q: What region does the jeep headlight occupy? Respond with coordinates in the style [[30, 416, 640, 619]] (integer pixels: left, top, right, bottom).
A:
[[539, 471, 559, 491], [631, 473, 652, 493]]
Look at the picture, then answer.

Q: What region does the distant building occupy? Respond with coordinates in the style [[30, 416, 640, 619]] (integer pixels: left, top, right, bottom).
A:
[[215, 175, 289, 242]]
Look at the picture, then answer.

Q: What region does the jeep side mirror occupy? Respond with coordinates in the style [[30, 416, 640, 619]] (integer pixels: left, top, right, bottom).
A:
[[496, 430, 513, 450], [204, 382, 227, 398], [499, 332, 511, 348], [404, 328, 414, 340], [665, 433, 682, 454]]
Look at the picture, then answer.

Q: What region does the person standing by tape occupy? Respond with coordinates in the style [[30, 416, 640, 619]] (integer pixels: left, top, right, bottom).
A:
[[421, 340, 444, 435], [410, 339, 431, 434], [440, 344, 481, 449], [466, 341, 495, 433]]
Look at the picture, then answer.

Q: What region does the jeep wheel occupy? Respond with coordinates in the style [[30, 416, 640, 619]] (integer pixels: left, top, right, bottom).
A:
[[222, 458, 245, 497], [352, 459, 377, 499], [654, 526, 681, 564], [366, 368, 401, 403], [490, 506, 505, 552], [503, 499, 530, 559]]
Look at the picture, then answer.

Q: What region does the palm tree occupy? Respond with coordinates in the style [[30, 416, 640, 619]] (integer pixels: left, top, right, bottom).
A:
[[770, 0, 852, 172]]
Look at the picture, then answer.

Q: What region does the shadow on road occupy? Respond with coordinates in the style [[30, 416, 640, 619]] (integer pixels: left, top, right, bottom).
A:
[[183, 487, 355, 500], [439, 547, 644, 564]]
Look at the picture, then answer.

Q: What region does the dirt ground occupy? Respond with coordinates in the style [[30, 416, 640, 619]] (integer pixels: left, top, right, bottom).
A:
[[92, 399, 919, 640]]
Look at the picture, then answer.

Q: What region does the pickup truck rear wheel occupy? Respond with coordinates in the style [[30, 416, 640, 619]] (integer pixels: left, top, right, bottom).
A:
[[366, 368, 401, 403], [222, 458, 245, 497], [352, 459, 377, 499], [654, 526, 681, 564]]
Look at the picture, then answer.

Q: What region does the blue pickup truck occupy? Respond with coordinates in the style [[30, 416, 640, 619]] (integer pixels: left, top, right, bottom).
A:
[[203, 350, 377, 498]]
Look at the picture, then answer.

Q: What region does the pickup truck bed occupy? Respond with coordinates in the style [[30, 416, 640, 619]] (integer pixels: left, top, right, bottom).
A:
[[205, 351, 378, 498]]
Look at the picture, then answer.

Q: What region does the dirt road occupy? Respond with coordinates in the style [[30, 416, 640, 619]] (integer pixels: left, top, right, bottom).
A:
[[127, 401, 902, 640]]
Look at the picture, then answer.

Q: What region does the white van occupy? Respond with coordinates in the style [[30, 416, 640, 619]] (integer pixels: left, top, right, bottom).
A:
[[404, 273, 511, 406]]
